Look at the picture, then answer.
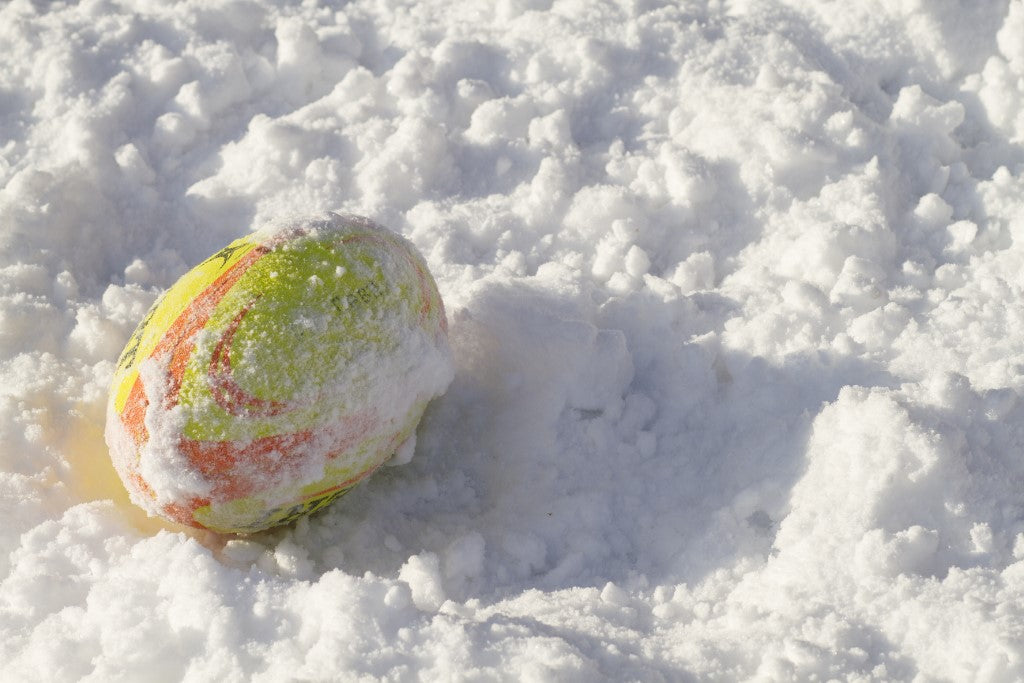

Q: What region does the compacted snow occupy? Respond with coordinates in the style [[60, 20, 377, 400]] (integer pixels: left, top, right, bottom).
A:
[[2, 0, 1024, 679]]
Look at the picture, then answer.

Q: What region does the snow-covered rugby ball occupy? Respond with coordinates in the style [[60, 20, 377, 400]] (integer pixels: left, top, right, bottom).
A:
[[105, 213, 453, 533]]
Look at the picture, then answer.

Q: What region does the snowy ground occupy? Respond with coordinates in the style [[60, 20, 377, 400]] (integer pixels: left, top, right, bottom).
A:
[[2, 0, 1024, 679]]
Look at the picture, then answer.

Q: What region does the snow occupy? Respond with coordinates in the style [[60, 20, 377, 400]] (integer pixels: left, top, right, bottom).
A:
[[2, 0, 1024, 679]]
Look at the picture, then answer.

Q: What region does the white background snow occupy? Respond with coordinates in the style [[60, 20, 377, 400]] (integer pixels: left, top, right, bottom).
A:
[[2, 0, 1024, 679]]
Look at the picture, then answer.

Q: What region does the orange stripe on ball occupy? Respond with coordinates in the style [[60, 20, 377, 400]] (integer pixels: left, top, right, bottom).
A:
[[118, 245, 270, 446], [178, 412, 377, 502], [207, 297, 293, 418]]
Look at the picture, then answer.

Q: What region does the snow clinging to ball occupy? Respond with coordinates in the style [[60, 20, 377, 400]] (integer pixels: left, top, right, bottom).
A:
[[104, 213, 454, 533]]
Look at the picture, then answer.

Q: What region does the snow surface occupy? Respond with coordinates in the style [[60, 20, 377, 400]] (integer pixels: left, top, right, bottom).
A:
[[2, 0, 1024, 679]]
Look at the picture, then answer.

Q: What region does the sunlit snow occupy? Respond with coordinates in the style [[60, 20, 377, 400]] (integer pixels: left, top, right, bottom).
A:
[[2, 0, 1024, 680]]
